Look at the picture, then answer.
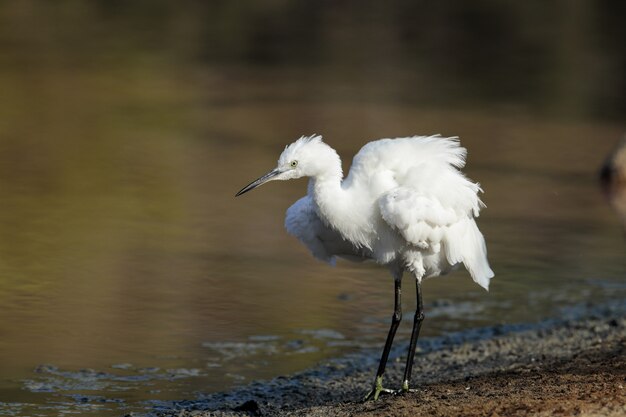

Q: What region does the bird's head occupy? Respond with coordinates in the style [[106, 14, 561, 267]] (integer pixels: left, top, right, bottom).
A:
[[236, 135, 336, 196]]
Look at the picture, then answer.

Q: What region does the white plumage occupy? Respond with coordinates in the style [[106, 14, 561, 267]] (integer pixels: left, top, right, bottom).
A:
[[236, 134, 494, 399], [285, 196, 369, 264], [282, 135, 493, 289]]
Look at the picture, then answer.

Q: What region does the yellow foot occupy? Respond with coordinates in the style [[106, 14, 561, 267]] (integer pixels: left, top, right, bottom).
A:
[[398, 379, 419, 394], [363, 376, 395, 401]]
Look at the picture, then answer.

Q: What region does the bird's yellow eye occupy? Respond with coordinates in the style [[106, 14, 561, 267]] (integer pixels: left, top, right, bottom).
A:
[[290, 160, 298, 168]]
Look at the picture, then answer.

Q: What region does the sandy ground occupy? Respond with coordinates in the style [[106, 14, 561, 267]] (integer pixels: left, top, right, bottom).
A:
[[292, 335, 625, 417], [162, 302, 625, 417]]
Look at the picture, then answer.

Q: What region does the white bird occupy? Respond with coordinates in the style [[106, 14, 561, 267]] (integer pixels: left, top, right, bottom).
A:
[[236, 134, 494, 400]]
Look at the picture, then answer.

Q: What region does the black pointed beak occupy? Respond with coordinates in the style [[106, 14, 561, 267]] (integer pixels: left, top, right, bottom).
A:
[[235, 169, 282, 196]]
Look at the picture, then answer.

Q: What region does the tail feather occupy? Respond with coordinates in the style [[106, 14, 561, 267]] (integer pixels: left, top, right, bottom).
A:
[[444, 218, 494, 290]]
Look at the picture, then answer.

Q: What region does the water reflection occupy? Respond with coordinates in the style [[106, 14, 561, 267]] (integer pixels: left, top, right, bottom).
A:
[[0, 1, 624, 416]]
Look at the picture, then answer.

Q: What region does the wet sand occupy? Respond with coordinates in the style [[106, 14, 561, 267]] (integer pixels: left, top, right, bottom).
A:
[[165, 302, 625, 416]]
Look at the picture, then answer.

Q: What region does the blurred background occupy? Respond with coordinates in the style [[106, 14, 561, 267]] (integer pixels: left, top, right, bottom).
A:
[[0, 1, 624, 416]]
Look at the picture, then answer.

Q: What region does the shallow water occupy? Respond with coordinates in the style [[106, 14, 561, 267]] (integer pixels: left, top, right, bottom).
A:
[[0, 3, 625, 416]]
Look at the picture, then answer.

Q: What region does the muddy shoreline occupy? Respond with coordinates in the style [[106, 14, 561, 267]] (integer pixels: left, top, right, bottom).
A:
[[160, 301, 626, 416]]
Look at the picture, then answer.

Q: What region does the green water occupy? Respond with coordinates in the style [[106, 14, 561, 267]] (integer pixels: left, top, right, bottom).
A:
[[0, 2, 624, 416]]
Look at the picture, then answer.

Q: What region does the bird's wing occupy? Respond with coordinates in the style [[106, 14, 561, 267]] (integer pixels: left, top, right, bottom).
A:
[[355, 136, 493, 287], [285, 196, 367, 264], [343, 135, 468, 193], [379, 187, 461, 249], [344, 135, 484, 215], [379, 187, 493, 289]]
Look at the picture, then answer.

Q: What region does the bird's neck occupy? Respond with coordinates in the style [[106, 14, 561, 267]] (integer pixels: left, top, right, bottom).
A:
[[308, 151, 371, 248], [310, 174, 344, 222], [308, 147, 345, 214]]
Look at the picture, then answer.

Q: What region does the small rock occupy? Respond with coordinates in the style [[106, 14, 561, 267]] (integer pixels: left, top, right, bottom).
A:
[[233, 399, 262, 416]]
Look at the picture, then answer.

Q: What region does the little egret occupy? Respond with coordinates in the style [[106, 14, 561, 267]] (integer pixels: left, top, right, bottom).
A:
[[236, 135, 494, 400]]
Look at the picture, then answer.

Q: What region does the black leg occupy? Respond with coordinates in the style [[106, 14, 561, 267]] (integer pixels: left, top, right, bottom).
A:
[[401, 279, 424, 391], [376, 276, 403, 377], [364, 275, 403, 401]]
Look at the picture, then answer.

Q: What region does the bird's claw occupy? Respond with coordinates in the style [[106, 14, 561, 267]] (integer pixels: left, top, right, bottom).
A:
[[363, 387, 394, 401], [397, 387, 419, 395], [363, 376, 394, 401], [396, 380, 419, 395]]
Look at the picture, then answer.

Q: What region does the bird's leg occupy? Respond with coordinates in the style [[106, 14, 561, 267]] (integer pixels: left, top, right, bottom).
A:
[[364, 276, 402, 401], [401, 279, 424, 392]]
